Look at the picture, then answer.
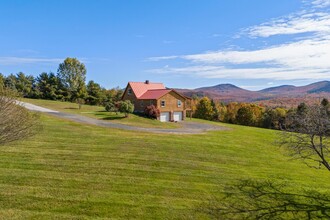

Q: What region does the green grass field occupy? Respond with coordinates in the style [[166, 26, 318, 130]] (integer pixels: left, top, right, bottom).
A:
[[1, 100, 330, 219], [21, 98, 181, 129]]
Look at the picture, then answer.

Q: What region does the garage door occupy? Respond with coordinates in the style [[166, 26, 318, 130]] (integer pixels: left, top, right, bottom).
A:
[[173, 112, 183, 121], [160, 112, 170, 122]]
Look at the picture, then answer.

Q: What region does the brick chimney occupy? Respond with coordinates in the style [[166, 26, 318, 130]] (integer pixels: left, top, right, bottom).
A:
[[145, 80, 150, 84]]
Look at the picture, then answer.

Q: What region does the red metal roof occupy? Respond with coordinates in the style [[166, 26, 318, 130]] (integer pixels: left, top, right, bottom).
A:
[[129, 82, 165, 98], [139, 89, 171, 100]]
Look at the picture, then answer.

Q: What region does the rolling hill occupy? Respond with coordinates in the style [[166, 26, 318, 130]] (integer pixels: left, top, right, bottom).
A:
[[2, 99, 330, 218], [176, 83, 266, 102], [175, 81, 330, 103], [260, 81, 330, 95]]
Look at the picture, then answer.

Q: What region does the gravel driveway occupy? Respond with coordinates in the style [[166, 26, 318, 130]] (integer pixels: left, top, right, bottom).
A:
[[19, 101, 228, 134]]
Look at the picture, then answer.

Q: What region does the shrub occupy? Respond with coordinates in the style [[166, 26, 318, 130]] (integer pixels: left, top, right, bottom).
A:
[[105, 102, 117, 112], [144, 105, 160, 119], [117, 100, 134, 117]]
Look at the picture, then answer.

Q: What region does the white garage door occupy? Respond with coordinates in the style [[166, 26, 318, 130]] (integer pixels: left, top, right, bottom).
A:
[[173, 112, 183, 121], [160, 112, 170, 122]]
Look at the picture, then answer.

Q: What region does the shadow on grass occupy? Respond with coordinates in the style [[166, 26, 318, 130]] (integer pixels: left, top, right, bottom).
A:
[[198, 179, 330, 219], [101, 116, 126, 120], [64, 107, 79, 110], [97, 112, 155, 121], [90, 111, 126, 120]]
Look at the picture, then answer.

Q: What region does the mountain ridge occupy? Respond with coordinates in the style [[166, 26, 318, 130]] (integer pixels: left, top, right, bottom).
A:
[[174, 81, 330, 103]]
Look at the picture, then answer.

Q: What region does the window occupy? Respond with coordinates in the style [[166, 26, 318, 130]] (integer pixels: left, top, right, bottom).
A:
[[161, 100, 166, 107], [177, 100, 182, 107], [140, 101, 144, 107], [128, 88, 132, 95]]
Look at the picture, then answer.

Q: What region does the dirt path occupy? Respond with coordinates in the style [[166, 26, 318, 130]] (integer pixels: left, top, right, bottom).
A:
[[19, 101, 228, 134]]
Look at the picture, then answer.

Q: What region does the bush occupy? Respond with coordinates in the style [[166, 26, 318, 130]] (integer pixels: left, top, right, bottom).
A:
[[117, 100, 134, 117], [105, 102, 117, 112], [144, 105, 160, 119]]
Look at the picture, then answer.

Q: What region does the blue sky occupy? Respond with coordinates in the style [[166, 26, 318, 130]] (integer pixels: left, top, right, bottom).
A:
[[0, 0, 329, 90]]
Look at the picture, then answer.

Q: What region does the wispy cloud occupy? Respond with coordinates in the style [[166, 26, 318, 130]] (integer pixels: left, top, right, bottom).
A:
[[245, 12, 330, 38], [0, 57, 63, 65], [149, 65, 330, 81], [147, 55, 179, 61], [183, 37, 330, 68], [147, 0, 330, 82], [311, 0, 330, 8]]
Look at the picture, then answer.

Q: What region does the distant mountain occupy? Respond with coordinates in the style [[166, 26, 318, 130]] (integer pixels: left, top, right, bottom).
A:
[[197, 83, 242, 91], [259, 81, 330, 95], [259, 85, 297, 95], [305, 81, 330, 93], [174, 81, 330, 103], [176, 83, 266, 102]]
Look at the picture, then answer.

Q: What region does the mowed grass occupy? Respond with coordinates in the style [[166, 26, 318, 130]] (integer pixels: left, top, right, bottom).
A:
[[21, 98, 181, 129], [1, 113, 330, 219]]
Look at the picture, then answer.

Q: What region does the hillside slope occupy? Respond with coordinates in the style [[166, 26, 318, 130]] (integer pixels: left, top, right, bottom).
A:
[[1, 109, 329, 218]]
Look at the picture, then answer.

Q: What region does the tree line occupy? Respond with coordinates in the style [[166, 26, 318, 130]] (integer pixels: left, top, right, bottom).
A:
[[192, 96, 329, 130], [0, 58, 123, 107]]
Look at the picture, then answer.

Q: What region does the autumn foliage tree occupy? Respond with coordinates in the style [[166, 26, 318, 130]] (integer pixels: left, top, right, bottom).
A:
[[236, 105, 255, 126], [194, 97, 214, 120]]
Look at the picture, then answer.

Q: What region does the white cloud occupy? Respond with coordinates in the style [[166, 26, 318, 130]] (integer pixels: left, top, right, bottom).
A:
[[311, 0, 330, 8], [147, 0, 330, 82], [147, 55, 179, 61], [246, 12, 330, 38], [148, 34, 330, 81], [0, 57, 63, 65], [184, 37, 330, 68], [149, 65, 330, 81]]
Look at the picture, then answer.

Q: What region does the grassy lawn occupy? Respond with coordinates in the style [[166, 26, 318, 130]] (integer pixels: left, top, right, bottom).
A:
[[1, 112, 330, 219], [21, 98, 181, 129]]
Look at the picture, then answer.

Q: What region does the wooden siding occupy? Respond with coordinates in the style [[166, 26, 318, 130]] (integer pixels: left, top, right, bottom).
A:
[[135, 99, 157, 112], [157, 91, 186, 120], [122, 84, 138, 106], [157, 91, 186, 112]]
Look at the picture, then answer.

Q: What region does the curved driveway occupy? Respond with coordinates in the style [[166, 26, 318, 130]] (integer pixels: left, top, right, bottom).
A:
[[19, 101, 228, 134]]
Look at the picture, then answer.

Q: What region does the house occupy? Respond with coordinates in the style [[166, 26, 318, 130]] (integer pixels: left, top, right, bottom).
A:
[[122, 80, 191, 122]]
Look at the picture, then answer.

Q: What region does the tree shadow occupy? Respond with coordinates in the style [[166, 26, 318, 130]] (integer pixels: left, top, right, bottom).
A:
[[198, 179, 330, 219], [91, 111, 126, 120], [101, 115, 126, 120], [64, 107, 79, 110]]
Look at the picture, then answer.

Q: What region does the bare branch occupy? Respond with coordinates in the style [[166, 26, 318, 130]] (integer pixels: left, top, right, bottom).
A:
[[0, 88, 40, 145], [280, 103, 330, 171]]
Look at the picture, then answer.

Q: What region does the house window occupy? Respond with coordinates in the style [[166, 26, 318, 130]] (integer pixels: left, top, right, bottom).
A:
[[161, 100, 166, 107], [140, 101, 144, 107], [128, 88, 132, 95], [177, 100, 182, 107]]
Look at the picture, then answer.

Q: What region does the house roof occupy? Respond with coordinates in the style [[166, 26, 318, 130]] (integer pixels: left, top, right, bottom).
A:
[[139, 89, 171, 100], [128, 82, 165, 98]]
